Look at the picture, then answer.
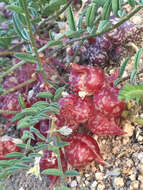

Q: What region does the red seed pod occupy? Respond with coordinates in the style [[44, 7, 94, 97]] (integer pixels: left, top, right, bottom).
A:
[[69, 63, 105, 95], [56, 94, 92, 131], [88, 113, 125, 136], [0, 136, 21, 160], [64, 133, 105, 169], [40, 149, 67, 183], [93, 86, 125, 117]]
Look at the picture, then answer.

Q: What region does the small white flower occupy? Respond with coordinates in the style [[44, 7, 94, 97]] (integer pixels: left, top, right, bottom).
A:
[[58, 126, 72, 136], [61, 91, 69, 97], [78, 91, 88, 99]]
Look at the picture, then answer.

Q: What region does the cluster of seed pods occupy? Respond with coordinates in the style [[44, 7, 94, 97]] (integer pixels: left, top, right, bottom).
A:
[[55, 63, 125, 169]]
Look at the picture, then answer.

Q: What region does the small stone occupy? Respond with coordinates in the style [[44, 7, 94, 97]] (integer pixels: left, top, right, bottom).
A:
[[129, 174, 136, 181], [85, 174, 90, 178], [137, 152, 143, 163], [123, 122, 134, 137], [138, 163, 143, 175], [76, 176, 81, 183], [131, 16, 142, 24], [114, 177, 124, 188], [95, 172, 104, 181], [70, 180, 77, 188], [97, 184, 105, 190], [91, 180, 98, 188], [122, 137, 130, 145], [129, 181, 139, 190], [84, 180, 90, 186]]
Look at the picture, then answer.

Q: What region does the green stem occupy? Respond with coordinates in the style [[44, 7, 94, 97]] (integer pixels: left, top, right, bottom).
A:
[[55, 136, 66, 185], [23, 0, 47, 83], [0, 78, 35, 97], [0, 110, 18, 114]]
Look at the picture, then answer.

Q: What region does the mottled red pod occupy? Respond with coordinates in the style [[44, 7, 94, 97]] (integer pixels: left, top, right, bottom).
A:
[[69, 63, 105, 95], [93, 86, 125, 117], [0, 136, 21, 160], [88, 113, 125, 136], [56, 94, 92, 131], [64, 133, 105, 169], [40, 149, 67, 183]]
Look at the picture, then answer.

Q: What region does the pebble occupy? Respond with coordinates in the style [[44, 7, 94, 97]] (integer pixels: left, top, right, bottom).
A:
[[97, 184, 105, 190], [138, 163, 143, 175], [123, 122, 134, 137], [85, 180, 90, 186], [91, 180, 98, 188], [76, 176, 81, 183], [70, 180, 77, 188], [137, 152, 143, 163], [95, 172, 104, 181], [129, 174, 136, 181], [131, 15, 142, 24], [114, 177, 124, 188], [129, 181, 139, 190]]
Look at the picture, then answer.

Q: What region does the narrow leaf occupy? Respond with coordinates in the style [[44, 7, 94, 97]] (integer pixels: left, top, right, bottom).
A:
[[130, 69, 138, 83], [67, 5, 76, 31], [14, 163, 28, 169], [119, 57, 130, 77], [14, 53, 37, 63], [18, 93, 26, 109], [54, 86, 65, 101], [30, 127, 47, 141], [96, 20, 111, 34], [42, 169, 64, 176], [7, 5, 24, 14], [36, 92, 53, 99], [134, 48, 143, 70], [5, 152, 25, 158]]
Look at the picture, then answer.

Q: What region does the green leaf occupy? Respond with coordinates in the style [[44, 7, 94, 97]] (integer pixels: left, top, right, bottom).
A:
[[67, 5, 76, 31], [14, 53, 37, 63], [130, 69, 138, 84], [14, 163, 28, 169], [18, 93, 26, 109], [54, 86, 65, 101], [0, 160, 11, 167], [47, 40, 63, 47], [13, 13, 29, 41], [30, 127, 47, 141], [119, 83, 143, 102], [5, 152, 25, 158], [79, 188, 89, 190], [119, 57, 130, 77], [134, 48, 143, 70], [17, 116, 33, 129], [28, 153, 43, 158], [32, 101, 50, 108], [36, 92, 53, 99], [65, 30, 83, 38], [55, 187, 70, 190], [114, 78, 122, 86], [21, 157, 34, 163], [96, 20, 112, 34], [42, 169, 64, 176], [7, 5, 24, 14], [65, 170, 80, 176]]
